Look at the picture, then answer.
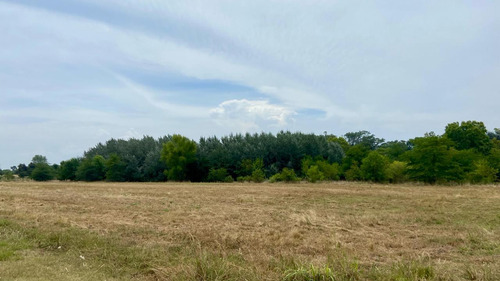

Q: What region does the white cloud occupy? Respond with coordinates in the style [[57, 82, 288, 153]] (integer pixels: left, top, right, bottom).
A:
[[210, 99, 296, 132]]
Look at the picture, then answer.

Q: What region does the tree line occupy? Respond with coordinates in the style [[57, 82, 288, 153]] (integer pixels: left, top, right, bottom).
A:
[[3, 121, 499, 184]]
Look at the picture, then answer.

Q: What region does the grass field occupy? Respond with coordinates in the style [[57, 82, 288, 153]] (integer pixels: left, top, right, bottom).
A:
[[0, 181, 499, 280]]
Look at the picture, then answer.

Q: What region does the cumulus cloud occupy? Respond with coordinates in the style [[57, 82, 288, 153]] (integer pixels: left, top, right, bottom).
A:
[[210, 99, 296, 132]]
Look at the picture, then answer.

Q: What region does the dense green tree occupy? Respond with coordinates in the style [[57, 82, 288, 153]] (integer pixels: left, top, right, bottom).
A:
[[344, 131, 384, 150], [270, 168, 300, 183], [467, 160, 498, 184], [488, 128, 500, 140], [161, 135, 197, 181], [341, 144, 369, 175], [377, 140, 411, 161], [207, 168, 232, 182], [487, 148, 500, 180], [344, 163, 362, 181], [105, 154, 127, 182], [360, 151, 389, 182], [328, 135, 350, 153], [386, 161, 408, 183], [444, 121, 492, 154], [31, 155, 48, 165], [58, 158, 81, 181], [76, 155, 106, 181], [31, 163, 55, 181], [306, 165, 323, 183], [404, 135, 456, 184]]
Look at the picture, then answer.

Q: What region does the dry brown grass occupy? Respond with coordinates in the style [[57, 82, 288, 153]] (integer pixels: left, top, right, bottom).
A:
[[1, 181, 499, 280]]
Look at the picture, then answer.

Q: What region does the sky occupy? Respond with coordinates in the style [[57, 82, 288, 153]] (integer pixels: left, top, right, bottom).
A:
[[1, 0, 499, 168]]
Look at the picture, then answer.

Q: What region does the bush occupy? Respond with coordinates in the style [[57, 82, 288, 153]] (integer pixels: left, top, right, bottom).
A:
[[345, 164, 362, 181], [302, 157, 340, 182], [467, 160, 498, 184], [270, 168, 300, 183], [207, 168, 230, 182], [31, 164, 55, 181], [306, 165, 324, 183], [1, 170, 15, 181], [386, 161, 408, 183], [251, 169, 266, 183], [360, 151, 389, 182]]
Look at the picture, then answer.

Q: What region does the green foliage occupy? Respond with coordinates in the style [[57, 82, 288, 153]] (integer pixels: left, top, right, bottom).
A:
[[161, 135, 197, 181], [386, 161, 408, 183], [283, 264, 336, 281], [404, 135, 456, 184], [58, 158, 80, 181], [487, 148, 500, 181], [31, 163, 55, 181], [76, 155, 106, 181], [467, 160, 498, 184], [328, 135, 350, 153], [251, 169, 266, 183], [236, 158, 266, 182], [360, 151, 389, 182], [344, 130, 384, 150], [377, 140, 410, 161], [31, 155, 48, 165], [85, 136, 172, 182], [302, 157, 340, 182], [444, 121, 492, 154], [1, 170, 15, 181], [105, 154, 127, 182], [270, 168, 300, 183], [345, 163, 362, 181], [341, 145, 369, 175], [207, 168, 231, 182], [306, 165, 324, 183]]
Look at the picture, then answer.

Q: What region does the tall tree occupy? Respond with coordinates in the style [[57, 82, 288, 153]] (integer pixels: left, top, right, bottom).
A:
[[58, 158, 81, 181], [404, 135, 456, 184], [76, 155, 106, 181], [360, 151, 389, 182], [161, 135, 197, 181], [344, 131, 384, 150], [444, 121, 492, 154], [105, 154, 127, 182]]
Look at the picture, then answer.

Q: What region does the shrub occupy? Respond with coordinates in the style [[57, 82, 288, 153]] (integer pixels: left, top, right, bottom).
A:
[[360, 151, 389, 182], [306, 165, 324, 183], [207, 168, 232, 182], [386, 161, 408, 183], [1, 170, 15, 181], [467, 160, 498, 184], [251, 169, 266, 183], [345, 164, 362, 181], [31, 164, 55, 181], [270, 168, 300, 183]]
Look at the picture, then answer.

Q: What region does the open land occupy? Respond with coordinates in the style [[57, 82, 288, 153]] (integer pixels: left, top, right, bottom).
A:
[[0, 181, 499, 280]]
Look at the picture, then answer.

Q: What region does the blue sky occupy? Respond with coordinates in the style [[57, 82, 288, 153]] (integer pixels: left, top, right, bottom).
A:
[[1, 0, 499, 168]]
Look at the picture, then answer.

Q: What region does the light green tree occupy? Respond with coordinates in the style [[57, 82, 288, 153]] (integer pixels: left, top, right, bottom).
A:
[[360, 151, 389, 182]]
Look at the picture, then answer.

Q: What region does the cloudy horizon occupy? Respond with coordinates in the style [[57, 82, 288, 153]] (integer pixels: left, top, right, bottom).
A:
[[1, 0, 499, 168]]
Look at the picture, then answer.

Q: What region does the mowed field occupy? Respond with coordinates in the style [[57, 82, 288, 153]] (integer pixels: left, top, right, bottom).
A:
[[1, 181, 499, 280]]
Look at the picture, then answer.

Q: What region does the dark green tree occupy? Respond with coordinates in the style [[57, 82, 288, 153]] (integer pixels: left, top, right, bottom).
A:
[[58, 158, 81, 181], [31, 163, 55, 181], [344, 131, 384, 150], [377, 140, 411, 161], [161, 135, 197, 181], [105, 154, 127, 182], [444, 121, 492, 154], [404, 135, 455, 184], [76, 155, 106, 181]]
